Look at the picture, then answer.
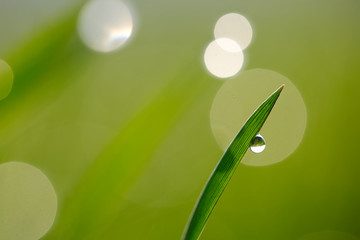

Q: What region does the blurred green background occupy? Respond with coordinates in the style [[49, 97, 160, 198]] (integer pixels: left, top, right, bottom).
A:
[[0, 0, 359, 239]]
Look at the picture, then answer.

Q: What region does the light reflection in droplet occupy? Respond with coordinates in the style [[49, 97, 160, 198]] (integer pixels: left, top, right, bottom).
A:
[[210, 69, 307, 166], [204, 38, 244, 78], [77, 0, 133, 52], [0, 59, 14, 101], [0, 162, 57, 240], [214, 13, 253, 50], [250, 134, 266, 153]]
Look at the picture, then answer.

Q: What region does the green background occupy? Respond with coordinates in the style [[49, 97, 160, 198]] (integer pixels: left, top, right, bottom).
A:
[[0, 0, 359, 239]]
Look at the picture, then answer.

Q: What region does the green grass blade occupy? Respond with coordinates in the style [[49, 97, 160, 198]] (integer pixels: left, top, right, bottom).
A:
[[182, 84, 285, 240]]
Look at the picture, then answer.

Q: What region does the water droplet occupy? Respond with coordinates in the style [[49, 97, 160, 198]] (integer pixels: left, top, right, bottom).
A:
[[250, 134, 265, 153]]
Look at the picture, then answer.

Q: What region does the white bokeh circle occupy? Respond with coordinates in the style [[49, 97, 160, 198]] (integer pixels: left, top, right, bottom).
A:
[[0, 162, 57, 240], [78, 0, 133, 52], [214, 13, 253, 50], [204, 38, 244, 78], [210, 69, 307, 166]]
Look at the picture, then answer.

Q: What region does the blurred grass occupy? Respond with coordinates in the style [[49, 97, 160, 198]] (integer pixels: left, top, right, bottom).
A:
[[47, 66, 212, 239], [1, 4, 218, 239], [0, 12, 77, 137]]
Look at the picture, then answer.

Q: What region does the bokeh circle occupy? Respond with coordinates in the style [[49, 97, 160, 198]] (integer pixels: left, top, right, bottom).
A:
[[0, 162, 57, 240], [214, 13, 253, 50], [78, 0, 133, 52], [0, 58, 14, 101], [210, 69, 307, 166], [204, 38, 244, 78]]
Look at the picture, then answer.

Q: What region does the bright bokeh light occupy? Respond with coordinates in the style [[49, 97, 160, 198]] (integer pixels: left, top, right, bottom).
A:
[[77, 0, 133, 52], [0, 59, 13, 101], [210, 69, 307, 166], [204, 38, 244, 78], [214, 13, 253, 50], [0, 162, 57, 240]]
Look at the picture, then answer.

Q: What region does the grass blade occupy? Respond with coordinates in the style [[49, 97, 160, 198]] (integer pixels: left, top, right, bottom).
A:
[[182, 84, 285, 240]]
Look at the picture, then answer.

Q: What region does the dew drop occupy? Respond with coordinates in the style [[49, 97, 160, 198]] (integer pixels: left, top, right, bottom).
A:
[[250, 134, 265, 153]]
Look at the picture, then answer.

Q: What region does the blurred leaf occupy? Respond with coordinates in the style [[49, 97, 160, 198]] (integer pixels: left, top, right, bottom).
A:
[[5, 12, 77, 96], [0, 11, 79, 142], [45, 65, 212, 240], [182, 85, 284, 240]]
